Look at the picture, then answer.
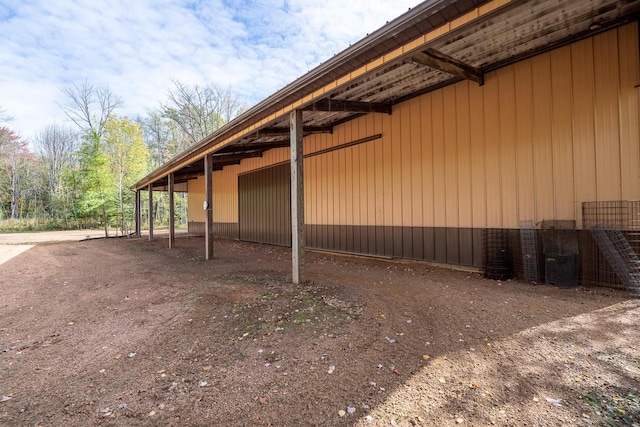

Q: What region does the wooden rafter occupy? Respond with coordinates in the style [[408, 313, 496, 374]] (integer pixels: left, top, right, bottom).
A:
[[172, 172, 202, 182], [211, 150, 263, 163], [256, 125, 333, 136], [213, 161, 241, 171], [303, 98, 392, 114], [220, 141, 291, 153], [412, 48, 483, 85]]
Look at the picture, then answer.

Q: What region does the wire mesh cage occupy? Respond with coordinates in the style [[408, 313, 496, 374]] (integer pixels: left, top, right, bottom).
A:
[[582, 201, 640, 291], [540, 220, 579, 286], [583, 200, 640, 230], [482, 228, 513, 280]]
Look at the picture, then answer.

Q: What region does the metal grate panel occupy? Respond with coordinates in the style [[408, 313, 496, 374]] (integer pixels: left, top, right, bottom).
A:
[[482, 228, 513, 280], [582, 201, 640, 291], [589, 227, 640, 296], [519, 221, 539, 282]]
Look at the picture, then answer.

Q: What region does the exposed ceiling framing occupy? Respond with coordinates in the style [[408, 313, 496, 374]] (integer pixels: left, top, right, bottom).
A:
[[302, 99, 393, 114], [136, 0, 640, 190], [255, 126, 333, 136]]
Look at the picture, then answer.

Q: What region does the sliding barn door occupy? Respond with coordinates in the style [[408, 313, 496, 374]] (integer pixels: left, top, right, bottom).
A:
[[238, 163, 291, 246]]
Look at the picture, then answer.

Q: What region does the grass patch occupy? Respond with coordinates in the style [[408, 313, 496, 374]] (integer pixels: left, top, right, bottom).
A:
[[237, 280, 361, 334], [582, 387, 640, 426], [187, 275, 362, 345], [0, 219, 75, 233], [130, 246, 155, 252]]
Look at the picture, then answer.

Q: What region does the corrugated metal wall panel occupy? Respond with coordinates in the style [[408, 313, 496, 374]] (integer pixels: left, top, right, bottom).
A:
[[443, 85, 460, 228], [468, 81, 487, 228], [531, 52, 555, 222], [352, 136, 363, 229], [618, 24, 640, 200], [513, 60, 535, 222], [373, 117, 384, 231], [550, 47, 575, 221], [456, 82, 473, 228], [400, 102, 413, 229], [187, 175, 205, 222], [570, 37, 597, 229], [594, 30, 622, 201], [409, 97, 424, 228], [483, 73, 502, 227], [345, 145, 354, 233], [497, 67, 518, 228], [432, 90, 447, 228], [213, 165, 240, 223], [382, 112, 394, 231]]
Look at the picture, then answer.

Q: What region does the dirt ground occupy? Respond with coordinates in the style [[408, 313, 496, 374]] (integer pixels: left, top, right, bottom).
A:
[[0, 235, 638, 426]]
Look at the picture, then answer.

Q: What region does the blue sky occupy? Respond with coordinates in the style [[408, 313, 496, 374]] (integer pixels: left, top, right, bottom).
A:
[[0, 0, 419, 141]]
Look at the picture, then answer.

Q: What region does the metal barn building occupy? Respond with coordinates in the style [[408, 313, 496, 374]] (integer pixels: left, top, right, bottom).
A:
[[134, 0, 640, 292]]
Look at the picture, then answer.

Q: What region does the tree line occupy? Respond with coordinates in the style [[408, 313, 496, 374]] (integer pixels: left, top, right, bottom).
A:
[[0, 80, 245, 235]]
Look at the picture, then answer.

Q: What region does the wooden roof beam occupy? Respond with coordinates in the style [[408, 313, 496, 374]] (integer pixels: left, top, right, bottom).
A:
[[256, 125, 333, 136], [303, 99, 392, 114], [172, 172, 203, 182], [211, 150, 264, 163], [213, 160, 242, 171], [412, 48, 484, 86], [220, 141, 291, 153]]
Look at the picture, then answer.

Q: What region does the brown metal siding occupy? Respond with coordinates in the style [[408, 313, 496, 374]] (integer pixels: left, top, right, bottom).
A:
[[459, 228, 474, 266], [304, 225, 484, 267], [239, 163, 291, 247], [412, 228, 424, 260], [187, 221, 238, 239], [423, 227, 435, 261]]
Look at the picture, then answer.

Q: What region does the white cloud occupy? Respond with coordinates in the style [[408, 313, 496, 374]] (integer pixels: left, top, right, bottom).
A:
[[0, 0, 419, 142]]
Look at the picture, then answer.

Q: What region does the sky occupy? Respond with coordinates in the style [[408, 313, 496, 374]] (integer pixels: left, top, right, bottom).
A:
[[0, 0, 420, 143]]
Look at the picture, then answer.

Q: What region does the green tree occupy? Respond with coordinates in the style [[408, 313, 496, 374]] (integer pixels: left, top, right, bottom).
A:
[[103, 116, 149, 235], [60, 81, 122, 235], [75, 134, 114, 233]]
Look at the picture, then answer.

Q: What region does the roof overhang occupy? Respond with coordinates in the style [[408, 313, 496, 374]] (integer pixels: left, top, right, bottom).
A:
[[135, 0, 640, 190]]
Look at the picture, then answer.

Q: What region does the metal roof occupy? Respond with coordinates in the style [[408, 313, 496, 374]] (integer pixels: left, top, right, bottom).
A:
[[135, 0, 640, 190]]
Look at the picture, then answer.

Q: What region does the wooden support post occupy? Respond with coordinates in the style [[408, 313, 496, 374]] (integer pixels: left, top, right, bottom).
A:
[[148, 184, 154, 241], [290, 109, 305, 284], [135, 190, 141, 237], [204, 154, 214, 260], [168, 173, 175, 249]]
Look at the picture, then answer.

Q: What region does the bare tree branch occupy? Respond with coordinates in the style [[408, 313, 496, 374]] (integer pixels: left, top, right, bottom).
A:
[[59, 80, 123, 141], [160, 80, 246, 146], [34, 124, 78, 196], [0, 106, 13, 123]]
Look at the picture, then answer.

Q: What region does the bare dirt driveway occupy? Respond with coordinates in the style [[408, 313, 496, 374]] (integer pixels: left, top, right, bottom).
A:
[[0, 229, 107, 245], [0, 230, 105, 267], [0, 234, 638, 426]]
